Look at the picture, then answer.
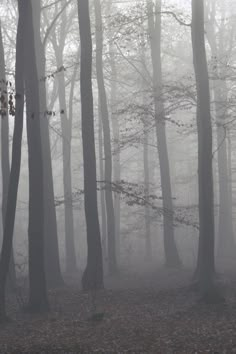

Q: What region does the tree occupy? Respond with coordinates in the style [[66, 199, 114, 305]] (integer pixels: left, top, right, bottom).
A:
[[98, 105, 107, 260], [32, 0, 64, 288], [50, 1, 77, 273], [106, 0, 121, 263], [191, 0, 215, 296], [147, 0, 181, 267], [77, 0, 103, 290], [0, 1, 25, 320], [0, 19, 16, 289], [110, 45, 121, 263], [140, 43, 152, 260], [94, 0, 117, 275], [205, 0, 236, 261], [23, 0, 48, 311]]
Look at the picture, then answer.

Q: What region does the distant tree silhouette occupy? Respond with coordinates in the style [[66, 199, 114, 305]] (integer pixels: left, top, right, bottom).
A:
[[147, 0, 181, 267]]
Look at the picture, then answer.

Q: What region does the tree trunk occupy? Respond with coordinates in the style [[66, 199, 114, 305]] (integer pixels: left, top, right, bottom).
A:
[[0, 20, 17, 290], [147, 0, 181, 267], [94, 0, 117, 275], [191, 0, 215, 294], [98, 105, 107, 260], [140, 39, 152, 260], [50, 5, 77, 272], [216, 93, 236, 259], [56, 50, 77, 273], [143, 120, 152, 260], [77, 0, 104, 290], [32, 0, 64, 288], [23, 0, 48, 312], [110, 54, 121, 263], [205, 5, 236, 260], [0, 3, 24, 320], [227, 131, 233, 224], [68, 47, 80, 267]]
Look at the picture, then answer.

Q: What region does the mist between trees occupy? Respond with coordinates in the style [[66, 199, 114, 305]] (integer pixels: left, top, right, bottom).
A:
[[0, 0, 236, 352]]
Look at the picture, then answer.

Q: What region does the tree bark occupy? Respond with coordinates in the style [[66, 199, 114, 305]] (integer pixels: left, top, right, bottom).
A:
[[77, 0, 104, 290]]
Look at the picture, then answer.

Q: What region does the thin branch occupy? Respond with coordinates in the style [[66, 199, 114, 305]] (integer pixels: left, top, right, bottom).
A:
[[161, 11, 191, 27], [42, 0, 73, 48], [115, 42, 150, 86]]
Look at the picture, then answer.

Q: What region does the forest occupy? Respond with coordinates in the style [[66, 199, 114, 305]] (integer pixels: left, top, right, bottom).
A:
[[0, 0, 236, 352]]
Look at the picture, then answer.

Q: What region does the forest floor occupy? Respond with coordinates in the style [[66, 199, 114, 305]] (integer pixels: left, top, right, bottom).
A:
[[1, 264, 236, 353]]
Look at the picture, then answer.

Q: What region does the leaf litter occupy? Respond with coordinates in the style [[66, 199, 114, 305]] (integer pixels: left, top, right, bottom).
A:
[[1, 267, 236, 353]]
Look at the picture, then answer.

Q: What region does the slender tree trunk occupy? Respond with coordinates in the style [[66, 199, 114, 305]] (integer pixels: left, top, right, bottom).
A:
[[77, 0, 103, 290], [227, 130, 233, 221], [0, 4, 24, 320], [98, 105, 107, 259], [0, 21, 17, 290], [68, 47, 80, 267], [216, 93, 236, 259], [191, 0, 215, 294], [143, 120, 152, 260], [23, 0, 48, 312], [49, 1, 77, 273], [94, 0, 117, 274], [51, 12, 77, 272], [32, 0, 63, 287], [140, 39, 152, 260], [110, 55, 121, 262], [147, 0, 181, 267], [205, 7, 236, 260], [57, 51, 77, 273], [105, 0, 121, 262]]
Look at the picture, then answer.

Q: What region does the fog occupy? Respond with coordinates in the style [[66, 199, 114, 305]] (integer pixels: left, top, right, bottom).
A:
[[0, 0, 236, 352]]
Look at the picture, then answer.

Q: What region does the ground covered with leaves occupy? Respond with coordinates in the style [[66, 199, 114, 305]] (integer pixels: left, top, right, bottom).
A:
[[1, 266, 236, 353]]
